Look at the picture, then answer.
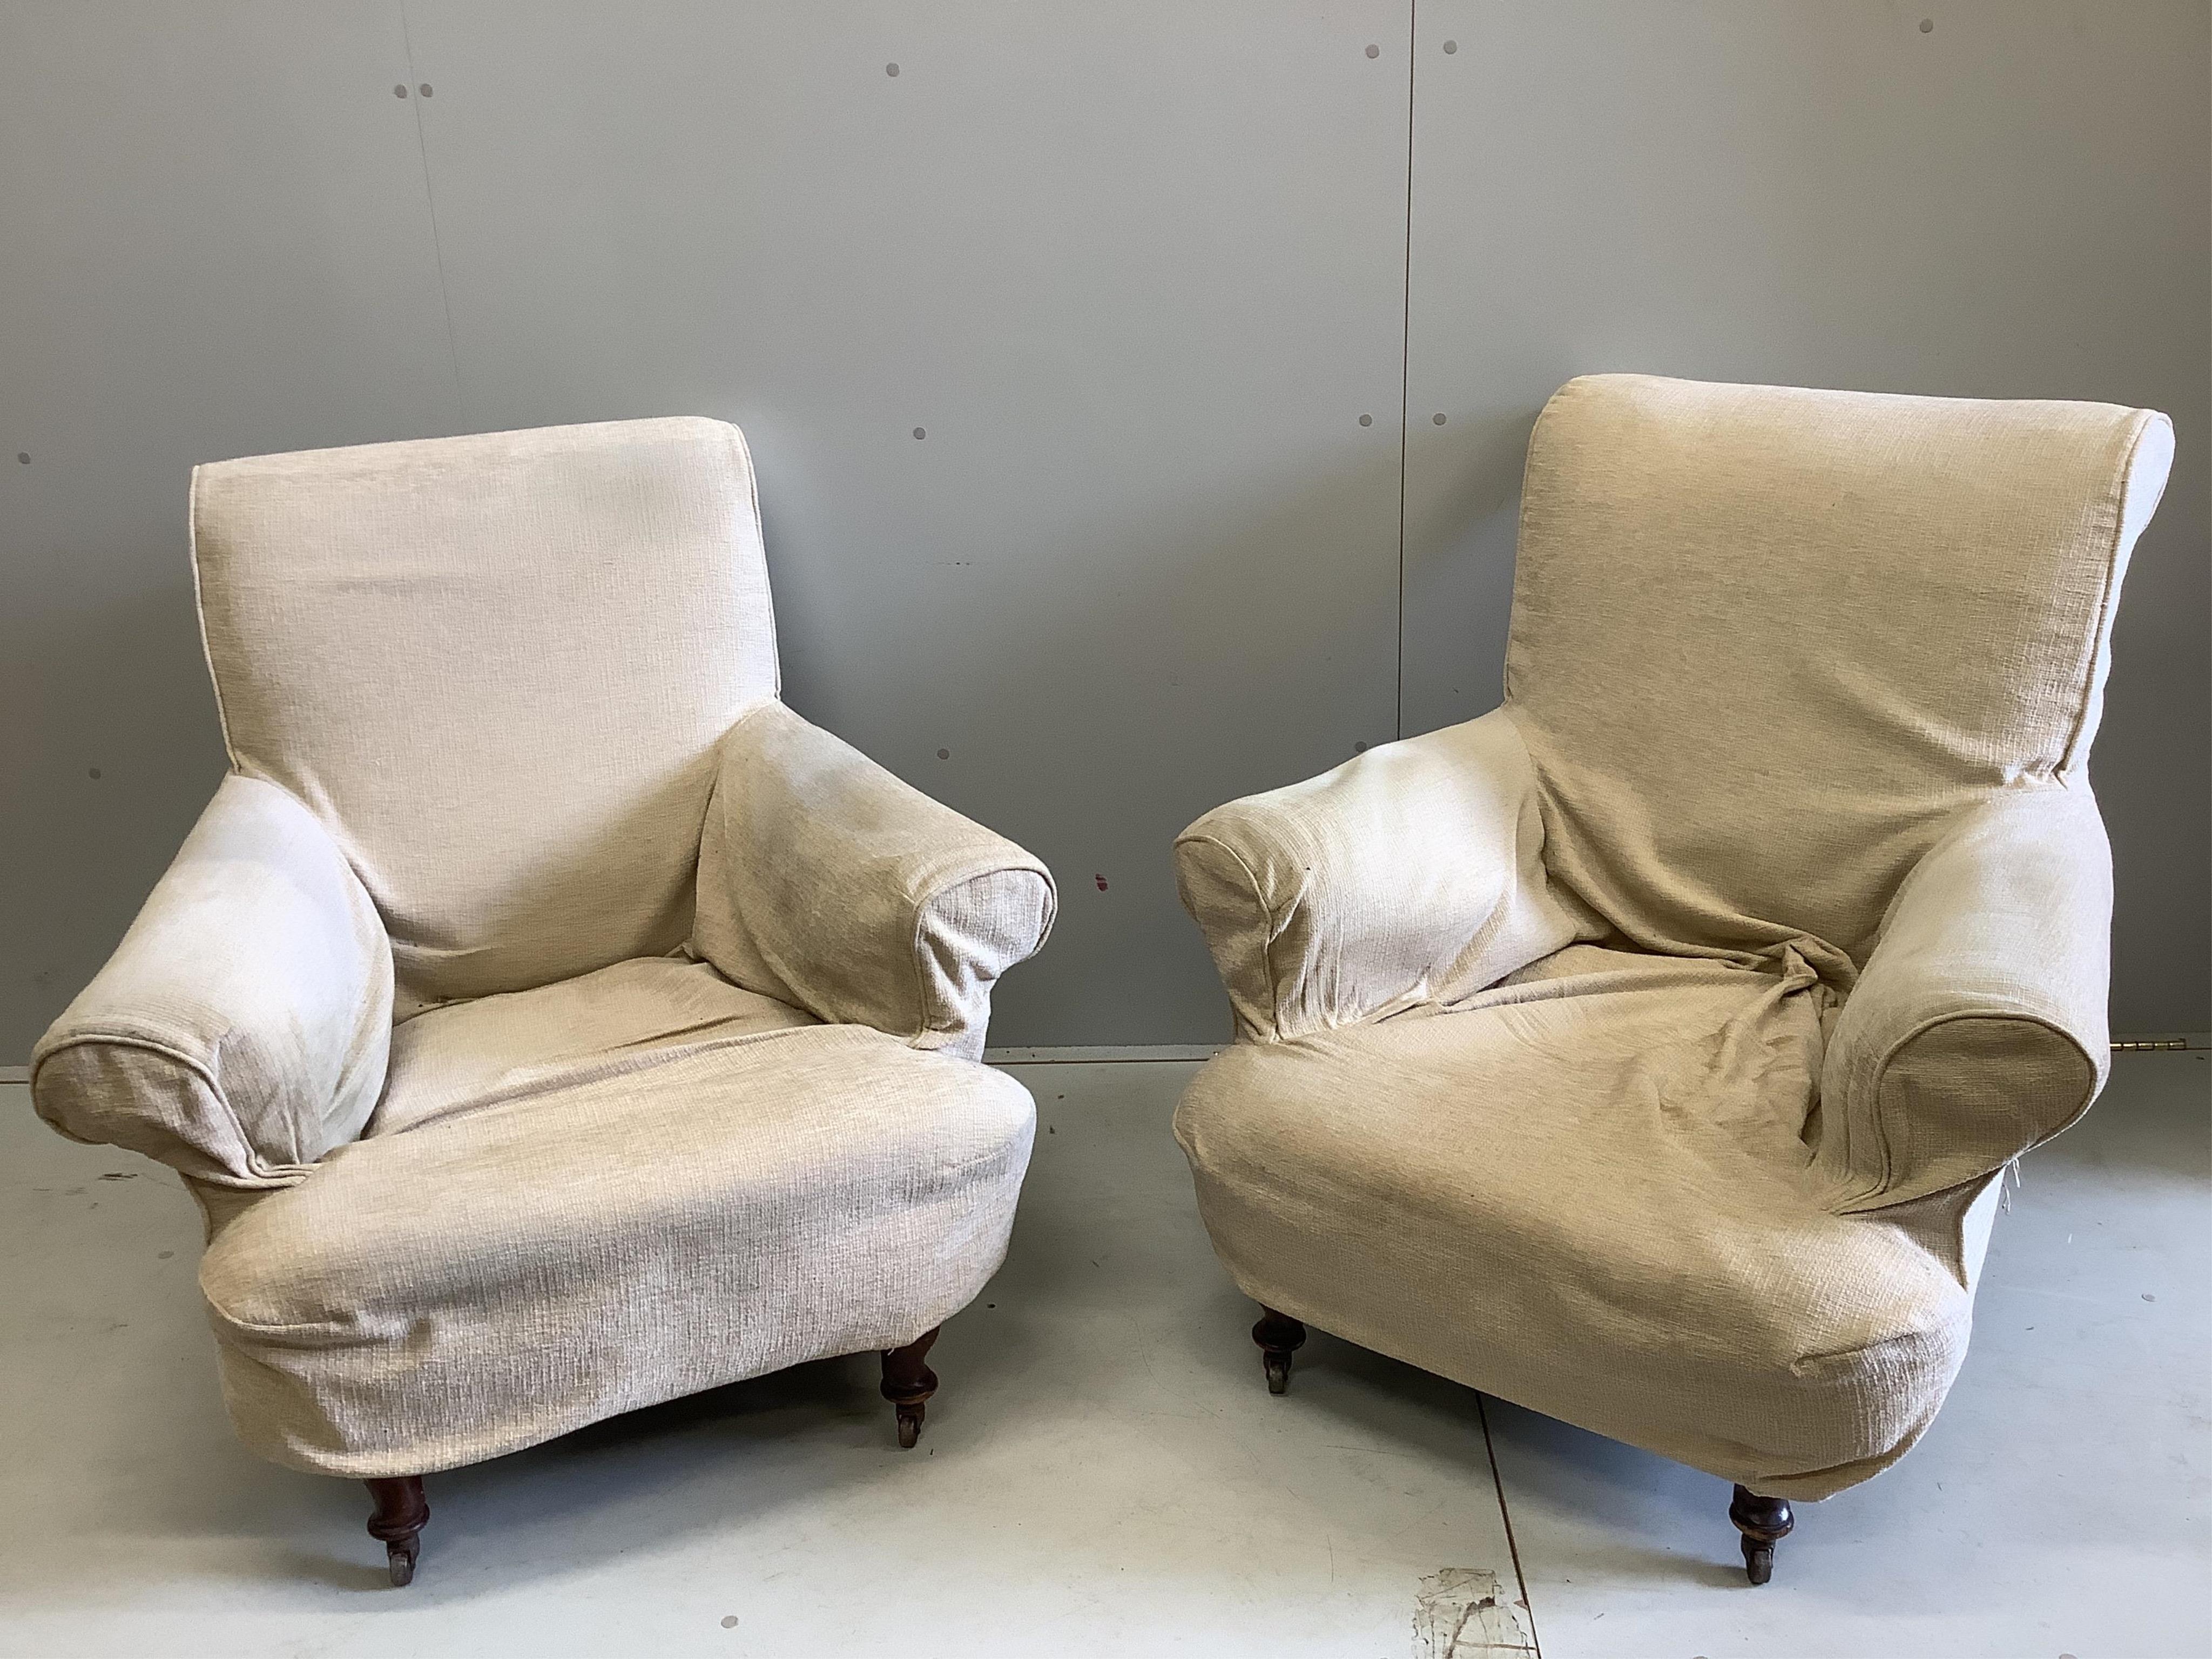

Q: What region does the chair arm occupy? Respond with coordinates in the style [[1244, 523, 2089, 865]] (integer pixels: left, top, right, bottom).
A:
[[30, 774, 394, 1188], [691, 700, 1055, 1062], [1820, 786, 2112, 1211], [1173, 709, 1584, 1042]]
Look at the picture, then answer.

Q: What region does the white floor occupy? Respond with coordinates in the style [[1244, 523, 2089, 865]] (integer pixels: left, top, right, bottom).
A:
[[0, 1054, 2204, 1658]]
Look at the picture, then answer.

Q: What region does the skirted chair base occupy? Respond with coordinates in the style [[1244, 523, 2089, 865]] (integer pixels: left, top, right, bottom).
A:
[[1183, 941, 2011, 1587], [1177, 945, 1983, 1503], [187, 997, 1035, 1587], [186, 964, 1036, 1588], [355, 1328, 946, 1587]]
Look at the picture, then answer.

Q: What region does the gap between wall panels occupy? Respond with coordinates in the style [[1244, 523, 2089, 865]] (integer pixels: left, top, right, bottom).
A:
[[1394, 0, 1419, 743]]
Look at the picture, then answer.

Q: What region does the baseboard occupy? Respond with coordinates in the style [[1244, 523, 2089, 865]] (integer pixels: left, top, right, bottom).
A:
[[3, 1034, 2198, 1085], [985, 1044, 1225, 1064]]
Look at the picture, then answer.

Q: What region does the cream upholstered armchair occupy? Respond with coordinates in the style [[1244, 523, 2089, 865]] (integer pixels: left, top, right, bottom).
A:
[[30, 419, 1055, 1586], [1174, 374, 2171, 1583]]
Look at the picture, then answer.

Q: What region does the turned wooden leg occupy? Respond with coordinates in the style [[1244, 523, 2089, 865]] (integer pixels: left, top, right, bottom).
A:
[[1251, 1307, 1306, 1395], [365, 1476, 429, 1587], [881, 1327, 940, 1449], [1729, 1483, 1793, 1586]]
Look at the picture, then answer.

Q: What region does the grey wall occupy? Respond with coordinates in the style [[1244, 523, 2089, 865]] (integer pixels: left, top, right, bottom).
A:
[[1399, 1, 2211, 1033], [4, 2, 2207, 1060]]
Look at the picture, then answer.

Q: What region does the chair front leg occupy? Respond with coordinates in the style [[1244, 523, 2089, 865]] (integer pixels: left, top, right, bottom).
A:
[[365, 1475, 429, 1587], [1729, 1484, 1793, 1585], [881, 1327, 941, 1449], [1252, 1306, 1306, 1395]]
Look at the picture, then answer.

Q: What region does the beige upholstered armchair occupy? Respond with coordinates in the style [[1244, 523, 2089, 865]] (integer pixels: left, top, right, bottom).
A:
[[30, 419, 1055, 1586], [1174, 374, 2171, 1583]]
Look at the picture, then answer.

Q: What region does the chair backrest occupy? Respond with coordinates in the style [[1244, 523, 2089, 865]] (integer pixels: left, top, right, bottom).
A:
[[1505, 374, 2172, 972], [192, 417, 780, 1015]]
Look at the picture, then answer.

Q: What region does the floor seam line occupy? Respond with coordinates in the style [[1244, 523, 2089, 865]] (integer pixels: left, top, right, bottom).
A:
[[1478, 1392, 1541, 1657]]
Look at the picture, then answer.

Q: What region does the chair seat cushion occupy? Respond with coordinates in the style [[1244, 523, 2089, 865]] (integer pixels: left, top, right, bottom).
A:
[[199, 1019, 1033, 1476], [1174, 945, 1972, 1501], [370, 955, 818, 1137]]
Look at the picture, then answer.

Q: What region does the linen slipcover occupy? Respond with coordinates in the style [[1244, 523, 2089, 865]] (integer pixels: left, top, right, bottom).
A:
[[200, 1025, 1034, 1476], [1176, 374, 2171, 1501], [31, 416, 1055, 1479], [191, 416, 780, 1016]]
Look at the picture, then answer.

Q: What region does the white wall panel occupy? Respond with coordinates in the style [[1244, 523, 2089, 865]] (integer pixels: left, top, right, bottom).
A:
[[1400, 1, 2210, 1029]]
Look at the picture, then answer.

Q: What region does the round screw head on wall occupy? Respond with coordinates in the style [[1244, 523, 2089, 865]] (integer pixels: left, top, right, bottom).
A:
[[913, 427, 926, 440], [419, 83, 433, 97], [1444, 39, 1458, 53], [1920, 17, 1934, 31], [886, 62, 899, 76], [393, 84, 408, 97], [88, 767, 101, 779], [15, 453, 26, 464], [1433, 412, 1447, 425], [1358, 414, 1373, 426], [1365, 43, 1380, 58], [936, 748, 950, 760]]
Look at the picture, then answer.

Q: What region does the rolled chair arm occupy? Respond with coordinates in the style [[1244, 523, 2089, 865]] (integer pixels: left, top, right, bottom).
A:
[[1174, 709, 1584, 1042], [1820, 785, 2113, 1212], [31, 774, 394, 1188], [690, 700, 1055, 1063]]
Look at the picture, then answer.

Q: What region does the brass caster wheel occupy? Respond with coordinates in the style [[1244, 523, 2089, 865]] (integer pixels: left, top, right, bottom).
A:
[[387, 1538, 418, 1588], [1263, 1353, 1291, 1395], [896, 1403, 924, 1450]]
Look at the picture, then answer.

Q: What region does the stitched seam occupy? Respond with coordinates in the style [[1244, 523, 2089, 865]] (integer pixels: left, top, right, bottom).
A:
[[204, 1129, 1017, 1341], [186, 464, 243, 771], [906, 863, 1053, 1045], [1181, 832, 1281, 1041], [724, 421, 782, 700], [2058, 413, 2154, 775], [1789, 1318, 1954, 1378], [1500, 390, 1573, 710], [1863, 1009, 2097, 1205], [32, 1033, 307, 1183]]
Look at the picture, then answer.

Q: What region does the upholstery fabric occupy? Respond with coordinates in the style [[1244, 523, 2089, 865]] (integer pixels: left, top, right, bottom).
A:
[[199, 1026, 1034, 1476], [693, 699, 1057, 1064], [1819, 785, 2113, 1212], [1175, 374, 2173, 1502], [1178, 946, 1976, 1501], [31, 774, 392, 1188], [369, 955, 815, 1138], [1508, 375, 2172, 977], [1176, 710, 1587, 1042], [33, 415, 1053, 1482], [191, 417, 780, 1015]]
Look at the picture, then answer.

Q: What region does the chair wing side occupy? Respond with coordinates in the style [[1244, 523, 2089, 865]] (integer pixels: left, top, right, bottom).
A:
[[31, 773, 394, 1188], [1821, 785, 2113, 1212], [691, 700, 1055, 1063], [1174, 709, 1583, 1042]]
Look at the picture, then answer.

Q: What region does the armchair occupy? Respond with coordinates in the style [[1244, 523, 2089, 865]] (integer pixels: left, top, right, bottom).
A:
[[31, 418, 1055, 1584], [1175, 374, 2171, 1582]]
